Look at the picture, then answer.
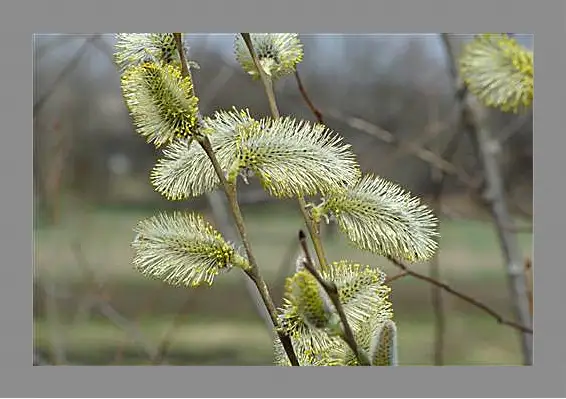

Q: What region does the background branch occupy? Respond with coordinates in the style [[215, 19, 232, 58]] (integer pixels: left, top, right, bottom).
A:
[[325, 108, 478, 189], [386, 255, 533, 335], [440, 33, 533, 365]]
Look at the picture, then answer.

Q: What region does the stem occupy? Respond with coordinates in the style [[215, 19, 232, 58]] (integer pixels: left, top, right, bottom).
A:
[[294, 70, 324, 123], [240, 33, 329, 270], [174, 33, 299, 366], [297, 197, 328, 269], [298, 231, 371, 366], [200, 137, 299, 366]]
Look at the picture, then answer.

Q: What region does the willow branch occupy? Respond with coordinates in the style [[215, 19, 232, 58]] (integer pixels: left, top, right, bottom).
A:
[[298, 231, 371, 366], [240, 33, 329, 271], [174, 33, 299, 366]]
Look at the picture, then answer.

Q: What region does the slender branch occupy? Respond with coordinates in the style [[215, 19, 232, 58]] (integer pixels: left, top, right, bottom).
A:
[[293, 70, 338, 240], [71, 241, 158, 359], [440, 33, 533, 365], [173, 33, 192, 90], [150, 295, 196, 365], [199, 137, 293, 346], [294, 70, 324, 123], [297, 197, 329, 269], [298, 231, 371, 366], [385, 271, 409, 284], [275, 236, 304, 290], [240, 33, 280, 118], [240, 33, 329, 271], [174, 33, 299, 366], [34, 35, 99, 117], [385, 255, 533, 334], [325, 108, 478, 189]]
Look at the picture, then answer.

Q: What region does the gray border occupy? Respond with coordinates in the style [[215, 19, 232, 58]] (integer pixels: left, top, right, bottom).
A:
[[10, 0, 564, 397]]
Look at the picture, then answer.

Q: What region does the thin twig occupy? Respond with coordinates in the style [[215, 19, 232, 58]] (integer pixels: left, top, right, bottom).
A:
[[71, 241, 158, 359], [112, 283, 169, 365], [298, 231, 371, 366], [325, 108, 478, 189], [174, 33, 299, 366], [275, 236, 304, 291], [294, 70, 324, 123], [385, 271, 409, 284], [386, 255, 533, 335], [440, 33, 533, 365], [34, 35, 99, 117], [150, 295, 196, 365], [293, 69, 338, 240]]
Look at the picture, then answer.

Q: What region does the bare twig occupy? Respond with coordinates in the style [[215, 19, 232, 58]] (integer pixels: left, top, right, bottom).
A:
[[298, 231, 371, 366], [150, 295, 196, 365], [293, 69, 338, 239], [294, 70, 324, 123], [386, 255, 533, 335], [111, 283, 170, 365], [275, 236, 304, 291], [199, 65, 234, 110], [385, 271, 409, 284], [34, 35, 99, 117], [71, 241, 158, 360], [440, 33, 533, 365], [325, 108, 478, 189]]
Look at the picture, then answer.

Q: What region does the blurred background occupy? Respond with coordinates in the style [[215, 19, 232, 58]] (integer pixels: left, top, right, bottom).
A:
[[33, 33, 533, 366]]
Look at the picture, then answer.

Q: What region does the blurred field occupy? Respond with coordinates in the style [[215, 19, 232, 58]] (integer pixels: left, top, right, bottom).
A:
[[33, 201, 533, 365]]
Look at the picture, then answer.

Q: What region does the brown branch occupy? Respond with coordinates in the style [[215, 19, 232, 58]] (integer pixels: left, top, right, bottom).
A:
[[385, 271, 409, 284], [385, 255, 533, 335], [294, 70, 324, 123], [298, 231, 371, 366], [293, 69, 339, 239]]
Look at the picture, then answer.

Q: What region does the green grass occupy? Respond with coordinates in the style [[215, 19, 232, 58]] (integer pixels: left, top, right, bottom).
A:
[[33, 203, 532, 365], [34, 203, 532, 281], [34, 311, 522, 365]]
